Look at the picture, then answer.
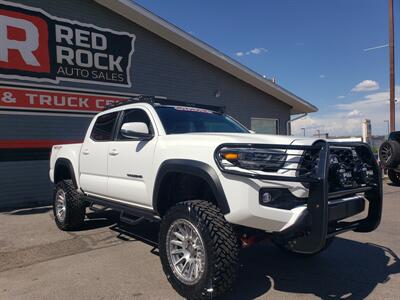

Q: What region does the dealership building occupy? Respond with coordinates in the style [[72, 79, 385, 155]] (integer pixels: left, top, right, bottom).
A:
[[0, 0, 317, 208]]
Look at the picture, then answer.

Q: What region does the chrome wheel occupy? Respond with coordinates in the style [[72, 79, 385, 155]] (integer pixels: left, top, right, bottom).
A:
[[166, 219, 206, 285], [380, 144, 392, 163], [55, 189, 66, 222]]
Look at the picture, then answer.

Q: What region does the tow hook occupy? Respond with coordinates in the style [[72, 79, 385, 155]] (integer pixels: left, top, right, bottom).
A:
[[240, 233, 270, 248]]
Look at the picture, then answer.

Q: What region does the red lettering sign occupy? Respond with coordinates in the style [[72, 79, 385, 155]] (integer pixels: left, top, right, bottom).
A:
[[0, 86, 130, 113]]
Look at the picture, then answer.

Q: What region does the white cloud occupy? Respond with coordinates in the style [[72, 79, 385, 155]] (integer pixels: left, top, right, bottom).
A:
[[337, 95, 346, 99], [292, 87, 400, 137], [336, 90, 390, 110], [235, 47, 267, 57], [347, 109, 362, 118], [351, 80, 380, 92], [319, 74, 325, 79], [292, 114, 367, 137], [249, 47, 267, 55]]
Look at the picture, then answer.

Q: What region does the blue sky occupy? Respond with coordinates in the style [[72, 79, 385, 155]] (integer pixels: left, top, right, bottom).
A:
[[135, 0, 400, 136]]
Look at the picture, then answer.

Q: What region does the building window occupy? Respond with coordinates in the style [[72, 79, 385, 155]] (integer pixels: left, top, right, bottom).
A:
[[251, 118, 279, 135]]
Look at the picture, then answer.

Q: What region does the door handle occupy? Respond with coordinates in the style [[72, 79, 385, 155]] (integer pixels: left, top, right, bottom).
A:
[[82, 149, 90, 155], [109, 149, 119, 156]]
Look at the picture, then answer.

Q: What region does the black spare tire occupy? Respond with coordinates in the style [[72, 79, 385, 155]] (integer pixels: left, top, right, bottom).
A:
[[388, 169, 400, 185], [379, 140, 400, 168]]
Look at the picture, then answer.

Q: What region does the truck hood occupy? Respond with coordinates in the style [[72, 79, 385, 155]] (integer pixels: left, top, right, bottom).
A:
[[168, 132, 320, 146]]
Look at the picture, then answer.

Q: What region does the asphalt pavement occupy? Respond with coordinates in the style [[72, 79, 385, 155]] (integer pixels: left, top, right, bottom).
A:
[[0, 182, 399, 299]]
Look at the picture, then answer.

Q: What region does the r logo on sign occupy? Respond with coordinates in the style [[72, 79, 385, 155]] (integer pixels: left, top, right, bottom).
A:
[[0, 8, 50, 73]]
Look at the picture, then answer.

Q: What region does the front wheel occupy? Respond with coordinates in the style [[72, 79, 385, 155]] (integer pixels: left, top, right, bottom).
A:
[[159, 200, 239, 299]]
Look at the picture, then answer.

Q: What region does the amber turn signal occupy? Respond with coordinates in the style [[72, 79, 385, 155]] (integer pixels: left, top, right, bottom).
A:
[[222, 153, 239, 160]]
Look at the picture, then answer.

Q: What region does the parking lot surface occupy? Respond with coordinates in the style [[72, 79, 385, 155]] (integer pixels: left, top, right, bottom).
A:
[[0, 183, 399, 300]]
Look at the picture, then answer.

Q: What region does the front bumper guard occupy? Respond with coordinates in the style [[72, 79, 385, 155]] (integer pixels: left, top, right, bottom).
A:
[[215, 141, 383, 254]]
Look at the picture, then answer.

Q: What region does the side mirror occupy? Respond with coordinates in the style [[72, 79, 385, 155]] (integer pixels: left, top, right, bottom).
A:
[[120, 122, 153, 140]]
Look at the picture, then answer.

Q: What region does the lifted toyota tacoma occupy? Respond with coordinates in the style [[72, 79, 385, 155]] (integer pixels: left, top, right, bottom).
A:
[[49, 97, 382, 299]]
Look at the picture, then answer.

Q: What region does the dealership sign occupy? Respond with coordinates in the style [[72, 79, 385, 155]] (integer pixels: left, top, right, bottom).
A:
[[0, 1, 135, 87], [0, 85, 130, 113]]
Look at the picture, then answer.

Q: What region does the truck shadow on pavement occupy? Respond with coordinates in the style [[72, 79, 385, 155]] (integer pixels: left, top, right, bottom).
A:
[[221, 240, 400, 300], [1, 206, 52, 215], [85, 211, 400, 300]]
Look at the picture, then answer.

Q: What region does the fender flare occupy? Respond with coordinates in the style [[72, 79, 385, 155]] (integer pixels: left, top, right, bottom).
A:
[[54, 158, 78, 188], [153, 159, 230, 215]]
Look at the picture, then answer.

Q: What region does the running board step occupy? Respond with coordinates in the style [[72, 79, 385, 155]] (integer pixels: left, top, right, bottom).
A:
[[89, 203, 107, 213], [85, 195, 160, 223], [120, 212, 145, 225]]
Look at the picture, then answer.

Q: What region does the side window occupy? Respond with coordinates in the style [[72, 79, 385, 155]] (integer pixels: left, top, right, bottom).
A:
[[118, 109, 153, 140], [90, 112, 119, 141], [389, 132, 400, 142]]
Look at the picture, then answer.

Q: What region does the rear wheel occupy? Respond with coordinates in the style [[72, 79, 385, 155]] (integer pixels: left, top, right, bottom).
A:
[[159, 200, 239, 299], [388, 169, 400, 185], [53, 180, 86, 230]]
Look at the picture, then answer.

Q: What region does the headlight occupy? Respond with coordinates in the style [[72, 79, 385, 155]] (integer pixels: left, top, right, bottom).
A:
[[353, 162, 374, 185], [216, 146, 287, 173]]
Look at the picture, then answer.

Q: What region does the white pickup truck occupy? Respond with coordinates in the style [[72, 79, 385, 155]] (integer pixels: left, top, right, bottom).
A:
[[49, 97, 382, 299]]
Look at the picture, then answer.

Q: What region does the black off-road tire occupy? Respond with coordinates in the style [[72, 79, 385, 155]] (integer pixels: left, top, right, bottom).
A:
[[379, 140, 400, 168], [388, 169, 400, 185], [273, 237, 335, 256], [159, 200, 239, 299], [53, 180, 86, 231]]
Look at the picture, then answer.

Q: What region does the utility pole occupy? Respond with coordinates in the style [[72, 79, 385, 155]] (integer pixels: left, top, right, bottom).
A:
[[389, 0, 395, 132], [301, 128, 306, 137]]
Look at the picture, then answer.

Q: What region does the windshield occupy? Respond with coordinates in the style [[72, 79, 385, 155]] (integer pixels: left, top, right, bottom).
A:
[[155, 106, 249, 134]]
